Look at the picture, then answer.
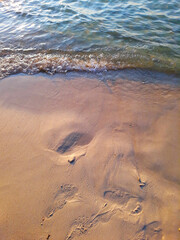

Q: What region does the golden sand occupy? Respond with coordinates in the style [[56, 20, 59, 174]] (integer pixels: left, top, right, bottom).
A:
[[0, 74, 179, 240]]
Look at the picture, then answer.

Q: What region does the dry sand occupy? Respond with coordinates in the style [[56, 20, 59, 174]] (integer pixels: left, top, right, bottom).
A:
[[0, 73, 179, 240]]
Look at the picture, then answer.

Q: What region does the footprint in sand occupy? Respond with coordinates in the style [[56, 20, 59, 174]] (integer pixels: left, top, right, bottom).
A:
[[103, 188, 143, 205], [103, 187, 143, 217], [133, 221, 162, 240], [45, 184, 78, 219], [66, 207, 118, 240]]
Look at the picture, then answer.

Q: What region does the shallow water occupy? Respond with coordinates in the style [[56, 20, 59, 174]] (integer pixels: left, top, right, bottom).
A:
[[0, 0, 180, 78]]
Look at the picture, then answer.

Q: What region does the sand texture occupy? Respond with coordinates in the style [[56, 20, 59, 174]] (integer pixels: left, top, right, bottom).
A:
[[0, 74, 179, 240]]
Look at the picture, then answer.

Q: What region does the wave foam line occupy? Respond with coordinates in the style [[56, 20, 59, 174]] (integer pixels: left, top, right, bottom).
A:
[[0, 50, 179, 78]]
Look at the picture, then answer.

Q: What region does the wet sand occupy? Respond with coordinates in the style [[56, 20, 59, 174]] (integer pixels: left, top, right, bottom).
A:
[[0, 74, 179, 240]]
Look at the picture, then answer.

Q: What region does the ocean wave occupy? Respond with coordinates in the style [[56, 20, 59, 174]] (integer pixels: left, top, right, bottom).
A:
[[0, 49, 179, 79]]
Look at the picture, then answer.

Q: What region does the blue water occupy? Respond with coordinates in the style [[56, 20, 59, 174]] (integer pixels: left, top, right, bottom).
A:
[[0, 0, 180, 78]]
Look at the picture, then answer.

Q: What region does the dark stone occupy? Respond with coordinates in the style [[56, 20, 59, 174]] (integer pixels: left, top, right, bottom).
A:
[[68, 157, 76, 165]]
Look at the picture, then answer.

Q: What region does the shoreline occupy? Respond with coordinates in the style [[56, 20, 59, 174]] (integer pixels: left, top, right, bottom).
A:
[[0, 73, 179, 240], [1, 68, 180, 86]]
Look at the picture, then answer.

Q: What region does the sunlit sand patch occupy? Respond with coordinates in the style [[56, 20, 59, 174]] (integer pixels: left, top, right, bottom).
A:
[[0, 74, 179, 240]]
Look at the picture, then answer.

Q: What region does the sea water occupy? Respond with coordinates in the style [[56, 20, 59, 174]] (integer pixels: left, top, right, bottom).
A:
[[0, 0, 179, 78]]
